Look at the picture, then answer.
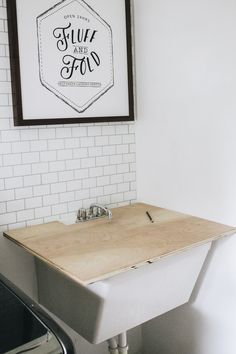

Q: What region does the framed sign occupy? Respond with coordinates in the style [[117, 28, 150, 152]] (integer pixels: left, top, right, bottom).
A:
[[7, 0, 134, 125]]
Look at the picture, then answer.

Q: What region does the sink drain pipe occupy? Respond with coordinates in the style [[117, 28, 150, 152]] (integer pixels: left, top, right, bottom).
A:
[[107, 333, 129, 354]]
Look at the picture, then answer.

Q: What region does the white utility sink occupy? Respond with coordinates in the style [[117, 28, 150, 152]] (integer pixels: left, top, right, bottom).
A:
[[5, 203, 235, 345], [35, 242, 210, 344]]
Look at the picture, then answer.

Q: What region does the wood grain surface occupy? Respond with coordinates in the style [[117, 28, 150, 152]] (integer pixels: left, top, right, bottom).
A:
[[3, 203, 236, 285]]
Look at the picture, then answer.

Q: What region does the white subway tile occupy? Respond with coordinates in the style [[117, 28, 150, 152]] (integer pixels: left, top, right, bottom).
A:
[[109, 135, 122, 145], [7, 200, 24, 212], [51, 182, 67, 194], [20, 129, 39, 141], [3, 154, 21, 166], [59, 170, 73, 182], [72, 126, 87, 137], [73, 147, 88, 158], [115, 125, 129, 134], [95, 136, 109, 146], [117, 164, 129, 174], [0, 142, 11, 154], [75, 189, 90, 200], [35, 206, 51, 219], [103, 145, 116, 155], [110, 154, 123, 165], [110, 193, 124, 203], [74, 169, 89, 179], [103, 165, 116, 175], [123, 134, 135, 144], [124, 172, 136, 182], [97, 176, 110, 186], [5, 176, 23, 189], [57, 149, 73, 160], [13, 165, 31, 176], [111, 174, 123, 184], [56, 127, 72, 138], [0, 212, 16, 225], [0, 105, 12, 117], [25, 197, 42, 209], [118, 183, 130, 193], [65, 138, 80, 148], [60, 191, 74, 203], [82, 177, 96, 189], [123, 153, 136, 163], [0, 7, 7, 19], [81, 157, 95, 168], [80, 137, 94, 147], [30, 140, 47, 151], [17, 209, 34, 222], [89, 167, 103, 177], [104, 185, 117, 195], [102, 126, 116, 135], [96, 156, 109, 166], [43, 194, 59, 206], [31, 162, 48, 175], [24, 174, 41, 187], [90, 187, 104, 198], [48, 139, 65, 150], [88, 126, 102, 136], [124, 191, 136, 200], [42, 172, 58, 184], [39, 128, 56, 139], [12, 141, 30, 153], [52, 203, 67, 215], [88, 146, 103, 157], [0, 81, 11, 93], [0, 202, 6, 213], [49, 161, 65, 172], [1, 130, 20, 142], [116, 144, 129, 154], [15, 187, 33, 200], [67, 180, 82, 191], [33, 185, 50, 196], [0, 71, 7, 82], [40, 151, 57, 161]]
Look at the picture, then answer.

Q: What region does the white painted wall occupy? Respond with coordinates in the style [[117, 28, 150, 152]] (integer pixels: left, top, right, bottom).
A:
[[134, 0, 236, 353]]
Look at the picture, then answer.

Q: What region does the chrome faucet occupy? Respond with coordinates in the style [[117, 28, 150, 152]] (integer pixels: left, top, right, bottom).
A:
[[89, 203, 112, 220], [76, 203, 112, 223]]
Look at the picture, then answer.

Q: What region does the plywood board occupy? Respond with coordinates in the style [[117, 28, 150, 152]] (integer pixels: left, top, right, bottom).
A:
[[3, 203, 236, 285]]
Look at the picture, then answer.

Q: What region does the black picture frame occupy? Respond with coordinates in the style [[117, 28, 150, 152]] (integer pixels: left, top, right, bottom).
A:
[[7, 0, 134, 126]]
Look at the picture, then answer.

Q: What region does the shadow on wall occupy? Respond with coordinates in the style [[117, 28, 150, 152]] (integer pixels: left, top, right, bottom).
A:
[[142, 305, 206, 354], [142, 236, 236, 354]]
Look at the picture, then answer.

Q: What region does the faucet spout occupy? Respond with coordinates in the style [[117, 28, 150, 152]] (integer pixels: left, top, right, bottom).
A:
[[89, 203, 113, 220]]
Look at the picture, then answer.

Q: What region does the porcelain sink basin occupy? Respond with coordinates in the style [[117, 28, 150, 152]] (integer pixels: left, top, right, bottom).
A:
[[35, 242, 211, 344]]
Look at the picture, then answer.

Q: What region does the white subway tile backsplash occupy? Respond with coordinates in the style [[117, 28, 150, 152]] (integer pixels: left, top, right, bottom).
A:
[[31, 162, 49, 175], [25, 197, 42, 209], [33, 185, 50, 196], [42, 172, 58, 184], [67, 180, 82, 191], [7, 199, 24, 212], [21, 129, 39, 141], [5, 176, 23, 189], [43, 194, 59, 206], [0, 4, 136, 229], [15, 187, 33, 200], [0, 212, 16, 225], [49, 161, 66, 172], [24, 174, 41, 187], [13, 164, 31, 177], [3, 153, 21, 166], [51, 182, 67, 194], [17, 209, 34, 222], [12, 141, 30, 153]]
